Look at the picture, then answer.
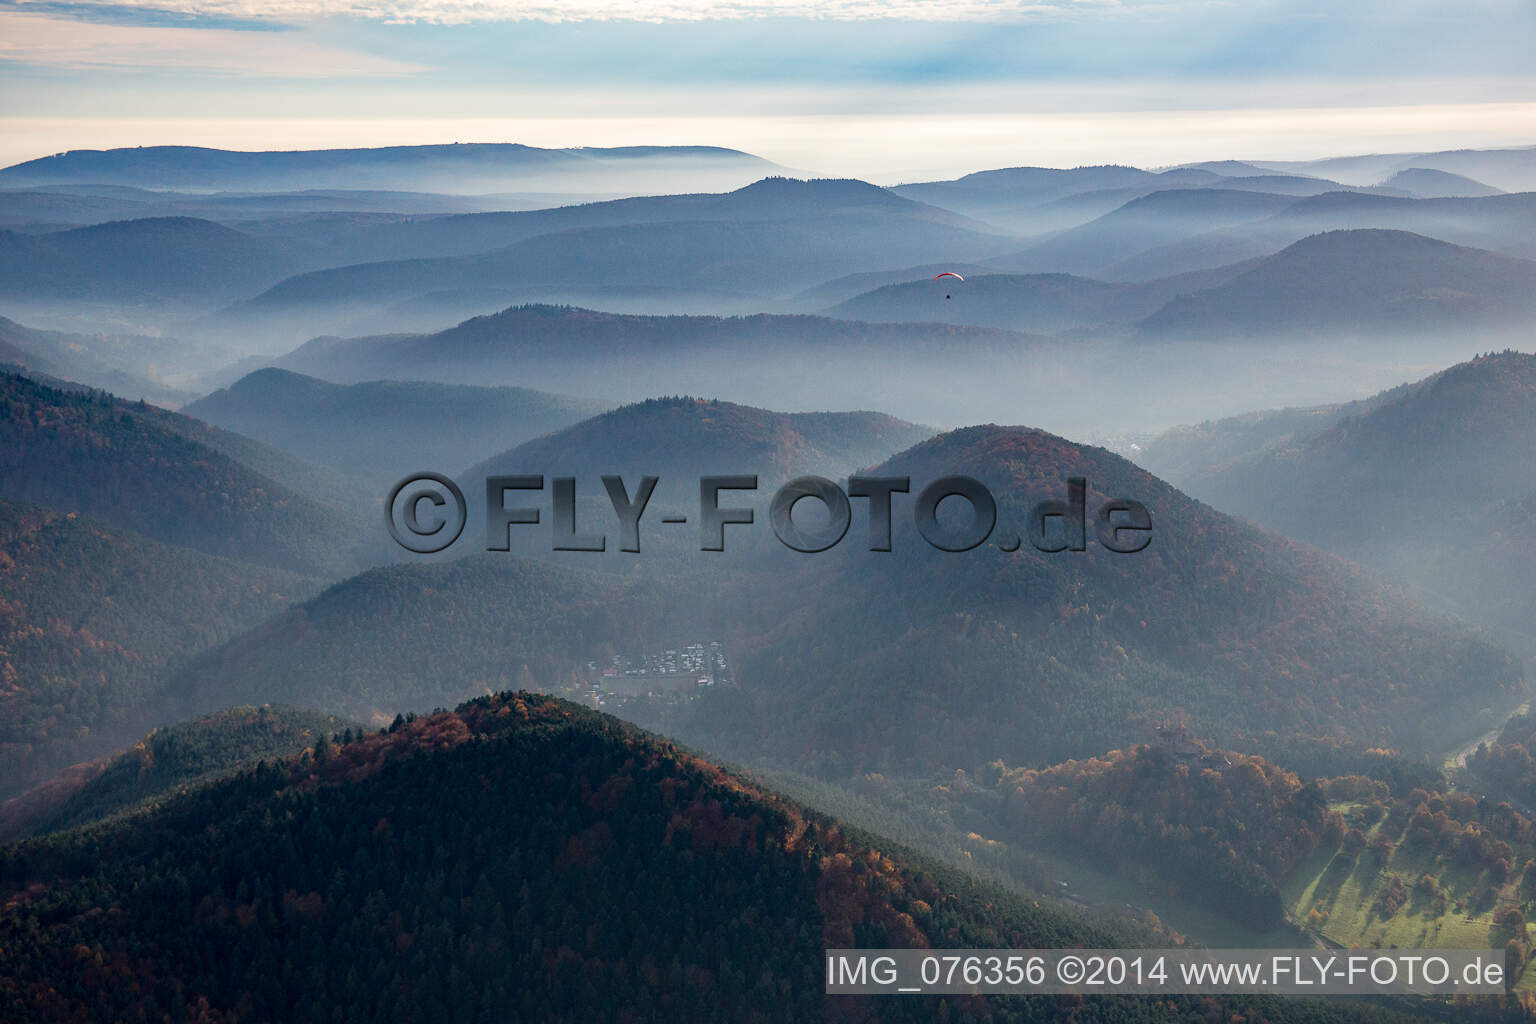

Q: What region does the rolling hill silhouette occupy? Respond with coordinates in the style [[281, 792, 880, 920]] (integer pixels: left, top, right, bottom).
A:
[[1136, 230, 1536, 339], [1177, 351, 1536, 647], [184, 368, 613, 486], [0, 372, 370, 576], [0, 143, 783, 194]]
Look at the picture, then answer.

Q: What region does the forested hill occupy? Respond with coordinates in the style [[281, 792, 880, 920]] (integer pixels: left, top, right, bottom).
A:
[[676, 424, 1522, 778], [0, 372, 370, 577], [0, 693, 1436, 1024], [0, 705, 356, 840], [0, 499, 322, 800]]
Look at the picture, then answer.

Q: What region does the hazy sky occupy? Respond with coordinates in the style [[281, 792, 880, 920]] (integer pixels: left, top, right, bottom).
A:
[[1, 0, 1533, 177]]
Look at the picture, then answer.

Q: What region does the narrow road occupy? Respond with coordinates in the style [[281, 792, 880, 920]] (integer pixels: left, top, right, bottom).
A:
[[1442, 701, 1529, 774]]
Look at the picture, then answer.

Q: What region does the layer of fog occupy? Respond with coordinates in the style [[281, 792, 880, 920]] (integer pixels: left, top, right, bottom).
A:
[[284, 331, 1525, 449]]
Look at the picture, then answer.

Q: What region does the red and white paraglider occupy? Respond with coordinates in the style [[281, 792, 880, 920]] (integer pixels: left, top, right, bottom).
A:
[[934, 271, 964, 299]]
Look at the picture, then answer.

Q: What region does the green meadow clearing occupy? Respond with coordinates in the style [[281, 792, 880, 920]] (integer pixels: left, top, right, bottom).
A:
[[1283, 802, 1533, 989]]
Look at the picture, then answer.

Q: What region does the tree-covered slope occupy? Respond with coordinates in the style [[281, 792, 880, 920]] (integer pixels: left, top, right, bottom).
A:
[[0, 500, 321, 799], [0, 705, 356, 840], [0, 693, 1447, 1024], [0, 372, 371, 576]]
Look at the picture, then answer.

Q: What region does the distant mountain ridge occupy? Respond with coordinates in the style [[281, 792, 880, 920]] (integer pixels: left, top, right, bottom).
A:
[[183, 368, 613, 486], [887, 163, 1384, 236], [271, 303, 1044, 392], [0, 217, 301, 305], [0, 143, 785, 194], [1135, 229, 1536, 339], [992, 188, 1299, 276], [1110, 191, 1536, 279], [815, 227, 1536, 340], [219, 179, 1015, 337], [281, 175, 990, 269], [1247, 144, 1536, 192], [1380, 167, 1504, 198], [822, 263, 1259, 334]]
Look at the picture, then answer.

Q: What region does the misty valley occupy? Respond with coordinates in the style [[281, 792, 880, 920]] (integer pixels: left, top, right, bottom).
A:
[[2, 139, 1536, 1023]]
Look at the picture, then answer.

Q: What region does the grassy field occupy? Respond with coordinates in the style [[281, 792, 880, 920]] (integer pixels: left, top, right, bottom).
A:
[[762, 766, 1532, 987], [1282, 802, 1533, 987]]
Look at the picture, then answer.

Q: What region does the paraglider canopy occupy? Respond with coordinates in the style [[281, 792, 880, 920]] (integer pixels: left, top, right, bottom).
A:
[[934, 271, 963, 299]]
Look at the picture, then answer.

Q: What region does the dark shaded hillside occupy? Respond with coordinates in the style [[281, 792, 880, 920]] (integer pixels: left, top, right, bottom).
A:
[[1136, 230, 1536, 339], [1422, 490, 1536, 645], [0, 692, 1440, 1024], [998, 745, 1336, 929], [0, 218, 301, 305], [121, 392, 373, 516], [1181, 351, 1536, 647], [468, 396, 936, 486], [0, 500, 320, 800], [1189, 351, 1536, 546], [0, 705, 354, 840], [462, 397, 938, 558], [183, 368, 613, 486], [0, 372, 370, 576], [671, 425, 1521, 777], [155, 397, 932, 725], [1131, 405, 1354, 484], [163, 556, 664, 726], [272, 304, 1044, 387]]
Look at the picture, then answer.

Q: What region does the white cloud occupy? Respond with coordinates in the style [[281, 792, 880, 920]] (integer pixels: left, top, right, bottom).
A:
[[4, 0, 1132, 26], [0, 10, 429, 71]]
